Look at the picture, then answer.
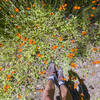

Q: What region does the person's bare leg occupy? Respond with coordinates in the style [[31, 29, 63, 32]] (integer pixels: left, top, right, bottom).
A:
[[42, 80, 55, 100], [60, 85, 73, 100]]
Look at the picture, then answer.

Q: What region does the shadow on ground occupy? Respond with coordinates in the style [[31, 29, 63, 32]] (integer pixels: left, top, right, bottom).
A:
[[56, 70, 90, 100]]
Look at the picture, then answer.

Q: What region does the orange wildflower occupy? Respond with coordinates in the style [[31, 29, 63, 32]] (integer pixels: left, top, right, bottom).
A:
[[52, 35, 56, 37], [92, 61, 96, 64], [59, 36, 63, 41], [95, 60, 100, 64], [29, 39, 33, 44], [17, 55, 21, 59], [91, 7, 95, 10], [44, 60, 47, 64], [39, 89, 43, 92], [18, 94, 21, 99], [90, 14, 94, 17], [93, 48, 97, 51], [42, 1, 46, 7], [37, 53, 43, 58], [16, 25, 21, 29], [82, 31, 87, 36], [77, 6, 80, 10], [61, 77, 66, 81], [11, 71, 16, 74], [61, 45, 64, 48], [73, 6, 78, 10], [5, 0, 8, 2], [0, 43, 3, 47], [67, 53, 75, 58], [50, 12, 54, 15], [10, 14, 14, 18], [16, 8, 19, 12], [91, 72, 95, 76], [32, 4, 35, 7], [92, 1, 96, 3], [71, 40, 75, 43], [0, 67, 2, 71], [32, 41, 35, 44], [26, 7, 30, 10], [23, 37, 28, 41], [36, 46, 39, 50], [4, 85, 10, 92], [6, 74, 11, 80], [40, 70, 46, 75], [20, 42, 23, 46], [74, 83, 78, 89], [18, 48, 21, 52], [63, 3, 67, 7], [0, 7, 2, 11], [71, 62, 77, 69], [36, 24, 39, 28], [52, 45, 57, 50]]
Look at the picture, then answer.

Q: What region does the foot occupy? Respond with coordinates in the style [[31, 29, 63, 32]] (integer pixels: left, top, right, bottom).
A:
[[48, 62, 58, 85], [57, 66, 65, 86]]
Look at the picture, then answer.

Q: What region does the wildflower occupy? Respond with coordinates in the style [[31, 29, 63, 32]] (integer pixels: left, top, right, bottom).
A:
[[16, 8, 19, 12], [91, 7, 95, 10], [71, 62, 77, 69], [71, 40, 75, 43], [37, 53, 43, 58], [32, 41, 35, 44], [92, 1, 96, 3], [91, 72, 95, 76], [29, 39, 33, 44], [73, 6, 78, 10], [93, 48, 97, 51], [44, 60, 47, 64], [90, 14, 94, 17], [32, 4, 35, 7], [0, 43, 3, 47], [10, 14, 14, 18], [77, 6, 80, 10], [6, 74, 11, 80], [39, 89, 43, 92], [20, 42, 23, 46], [61, 45, 64, 48], [82, 31, 87, 36], [16, 25, 21, 29], [36, 46, 39, 50], [63, 3, 67, 7], [61, 77, 66, 81], [42, 1, 46, 7], [0, 67, 2, 71], [52, 45, 57, 50], [0, 7, 2, 11], [11, 71, 16, 74], [59, 36, 63, 41], [26, 7, 30, 10], [23, 37, 28, 42], [17, 55, 21, 59], [67, 53, 75, 58], [50, 12, 54, 15], [4, 85, 10, 92], [40, 70, 46, 75], [5, 0, 8, 2], [74, 83, 78, 89], [52, 35, 56, 37], [92, 61, 96, 64], [36, 24, 39, 28], [95, 60, 100, 64], [18, 94, 21, 99], [18, 48, 21, 52]]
